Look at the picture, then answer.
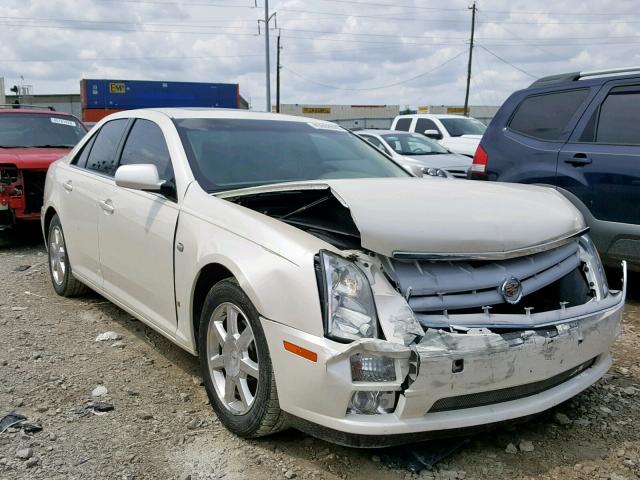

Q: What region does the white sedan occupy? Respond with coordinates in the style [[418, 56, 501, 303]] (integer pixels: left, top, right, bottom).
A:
[[356, 129, 472, 178], [42, 109, 626, 447]]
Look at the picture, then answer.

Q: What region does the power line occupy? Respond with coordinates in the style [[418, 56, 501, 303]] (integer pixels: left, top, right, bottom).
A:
[[476, 45, 536, 78], [281, 49, 466, 91], [315, 0, 465, 12], [280, 7, 640, 25], [97, 0, 254, 7]]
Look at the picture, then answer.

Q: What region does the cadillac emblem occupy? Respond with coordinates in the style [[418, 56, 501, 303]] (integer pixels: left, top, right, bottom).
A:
[[500, 277, 523, 304]]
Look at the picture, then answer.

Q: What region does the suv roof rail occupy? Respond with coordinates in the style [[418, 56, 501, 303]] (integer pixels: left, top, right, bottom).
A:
[[0, 104, 56, 111], [530, 66, 640, 88]]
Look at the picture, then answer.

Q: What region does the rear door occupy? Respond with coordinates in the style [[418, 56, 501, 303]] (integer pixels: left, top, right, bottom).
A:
[[557, 82, 640, 262], [58, 119, 128, 287], [490, 88, 591, 184], [97, 118, 179, 335]]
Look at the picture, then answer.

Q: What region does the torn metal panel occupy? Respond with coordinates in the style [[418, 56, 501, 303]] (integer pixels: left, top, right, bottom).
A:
[[221, 187, 361, 250], [349, 251, 424, 346], [395, 304, 622, 419]]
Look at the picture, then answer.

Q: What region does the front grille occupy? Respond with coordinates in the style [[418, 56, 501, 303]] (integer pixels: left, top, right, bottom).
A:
[[381, 241, 587, 322], [444, 168, 469, 178], [427, 357, 597, 413]]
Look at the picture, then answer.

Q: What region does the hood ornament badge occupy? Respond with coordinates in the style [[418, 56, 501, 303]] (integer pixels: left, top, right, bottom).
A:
[[500, 277, 523, 304]]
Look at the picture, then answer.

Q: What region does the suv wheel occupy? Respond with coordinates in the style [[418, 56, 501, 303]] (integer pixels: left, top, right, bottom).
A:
[[47, 214, 88, 297], [198, 279, 286, 437]]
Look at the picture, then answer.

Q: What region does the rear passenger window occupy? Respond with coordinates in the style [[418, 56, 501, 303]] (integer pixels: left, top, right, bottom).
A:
[[119, 119, 175, 182], [361, 135, 385, 151], [594, 87, 640, 145], [394, 118, 412, 131], [509, 89, 589, 141], [72, 135, 96, 169], [86, 119, 128, 176]]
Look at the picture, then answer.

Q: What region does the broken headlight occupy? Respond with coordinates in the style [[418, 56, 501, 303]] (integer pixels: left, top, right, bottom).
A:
[[579, 234, 609, 298], [320, 251, 378, 342]]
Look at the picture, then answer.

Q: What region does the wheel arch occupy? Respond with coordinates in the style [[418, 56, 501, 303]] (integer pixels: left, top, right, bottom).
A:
[[43, 206, 58, 245], [191, 262, 236, 352]]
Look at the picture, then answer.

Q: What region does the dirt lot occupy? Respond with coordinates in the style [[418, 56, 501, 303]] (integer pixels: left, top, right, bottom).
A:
[[1, 226, 639, 480]]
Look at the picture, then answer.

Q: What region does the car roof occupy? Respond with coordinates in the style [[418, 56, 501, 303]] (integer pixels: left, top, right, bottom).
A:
[[395, 113, 476, 120], [134, 107, 331, 124], [357, 129, 415, 135], [0, 108, 75, 116], [529, 66, 640, 89]]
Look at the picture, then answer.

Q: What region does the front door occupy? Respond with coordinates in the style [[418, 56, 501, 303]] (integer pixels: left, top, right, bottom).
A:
[[97, 119, 179, 335]]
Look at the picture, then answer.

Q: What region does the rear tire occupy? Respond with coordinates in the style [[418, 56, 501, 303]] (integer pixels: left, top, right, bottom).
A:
[[198, 279, 286, 437], [47, 214, 88, 297]]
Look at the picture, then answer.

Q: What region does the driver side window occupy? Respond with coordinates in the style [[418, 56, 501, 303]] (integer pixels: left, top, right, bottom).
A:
[[415, 118, 439, 135], [119, 119, 175, 183]]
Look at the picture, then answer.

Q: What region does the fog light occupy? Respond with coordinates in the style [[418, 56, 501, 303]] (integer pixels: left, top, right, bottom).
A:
[[347, 391, 396, 415], [350, 354, 396, 382]]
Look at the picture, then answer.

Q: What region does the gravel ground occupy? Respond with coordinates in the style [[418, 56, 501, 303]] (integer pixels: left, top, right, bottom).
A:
[[1, 225, 639, 480]]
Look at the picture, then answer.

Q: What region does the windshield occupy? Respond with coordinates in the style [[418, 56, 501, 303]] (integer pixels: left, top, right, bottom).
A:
[[0, 113, 87, 148], [381, 133, 448, 155], [174, 118, 409, 192], [439, 117, 486, 137]]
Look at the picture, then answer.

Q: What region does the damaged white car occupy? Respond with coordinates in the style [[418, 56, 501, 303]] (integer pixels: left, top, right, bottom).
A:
[[42, 109, 627, 447]]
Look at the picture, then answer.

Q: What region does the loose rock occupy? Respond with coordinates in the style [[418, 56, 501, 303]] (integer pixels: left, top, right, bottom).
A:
[[15, 447, 33, 460], [95, 332, 122, 342], [505, 443, 517, 454], [554, 412, 572, 425], [519, 440, 535, 452], [92, 385, 108, 397]]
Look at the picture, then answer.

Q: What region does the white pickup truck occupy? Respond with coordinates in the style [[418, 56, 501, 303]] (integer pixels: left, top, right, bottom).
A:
[[390, 113, 486, 157]]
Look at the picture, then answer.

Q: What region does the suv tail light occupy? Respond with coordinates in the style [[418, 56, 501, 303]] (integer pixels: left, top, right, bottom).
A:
[[471, 144, 488, 177]]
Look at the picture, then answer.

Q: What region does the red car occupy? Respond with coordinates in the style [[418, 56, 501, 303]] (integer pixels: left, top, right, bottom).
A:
[[0, 106, 87, 231]]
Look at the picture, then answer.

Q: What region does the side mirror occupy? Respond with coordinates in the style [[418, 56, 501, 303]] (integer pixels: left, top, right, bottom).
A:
[[403, 164, 424, 178], [115, 164, 163, 191], [424, 129, 442, 140]]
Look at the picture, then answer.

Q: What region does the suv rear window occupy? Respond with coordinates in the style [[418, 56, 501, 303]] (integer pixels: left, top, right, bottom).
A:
[[394, 118, 412, 131], [509, 89, 589, 141]]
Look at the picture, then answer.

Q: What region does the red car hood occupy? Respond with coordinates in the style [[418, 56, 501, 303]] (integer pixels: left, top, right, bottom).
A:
[[0, 147, 71, 169]]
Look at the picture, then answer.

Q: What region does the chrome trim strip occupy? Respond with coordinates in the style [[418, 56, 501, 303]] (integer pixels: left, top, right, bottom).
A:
[[393, 227, 590, 261], [580, 66, 640, 78]]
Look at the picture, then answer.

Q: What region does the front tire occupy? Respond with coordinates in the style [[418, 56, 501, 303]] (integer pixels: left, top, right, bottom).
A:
[[47, 214, 87, 297], [198, 279, 286, 437]]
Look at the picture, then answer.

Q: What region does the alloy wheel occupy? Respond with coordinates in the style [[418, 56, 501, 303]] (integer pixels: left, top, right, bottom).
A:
[[49, 226, 67, 286], [206, 302, 259, 415]]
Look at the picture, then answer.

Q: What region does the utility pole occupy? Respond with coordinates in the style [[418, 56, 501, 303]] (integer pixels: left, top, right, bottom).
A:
[[264, 0, 271, 112], [276, 32, 281, 113], [463, 1, 476, 117], [258, 1, 276, 112]]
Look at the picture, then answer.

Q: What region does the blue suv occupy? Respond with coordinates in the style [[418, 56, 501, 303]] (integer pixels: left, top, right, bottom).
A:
[[472, 66, 640, 272]]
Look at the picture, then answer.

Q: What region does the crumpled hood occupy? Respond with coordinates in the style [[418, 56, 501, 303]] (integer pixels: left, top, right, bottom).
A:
[[322, 177, 584, 257], [0, 148, 70, 169]]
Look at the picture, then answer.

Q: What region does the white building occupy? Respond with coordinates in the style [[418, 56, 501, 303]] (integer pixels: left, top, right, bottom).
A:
[[278, 104, 400, 129]]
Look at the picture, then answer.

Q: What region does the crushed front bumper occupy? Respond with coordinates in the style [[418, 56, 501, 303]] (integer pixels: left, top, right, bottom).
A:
[[261, 264, 626, 446]]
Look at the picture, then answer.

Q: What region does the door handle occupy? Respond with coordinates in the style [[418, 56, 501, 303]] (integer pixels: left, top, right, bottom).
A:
[[99, 199, 114, 214], [63, 180, 73, 192], [564, 153, 592, 167]]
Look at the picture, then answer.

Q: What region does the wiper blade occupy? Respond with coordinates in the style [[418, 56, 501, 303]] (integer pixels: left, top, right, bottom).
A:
[[31, 144, 74, 148]]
